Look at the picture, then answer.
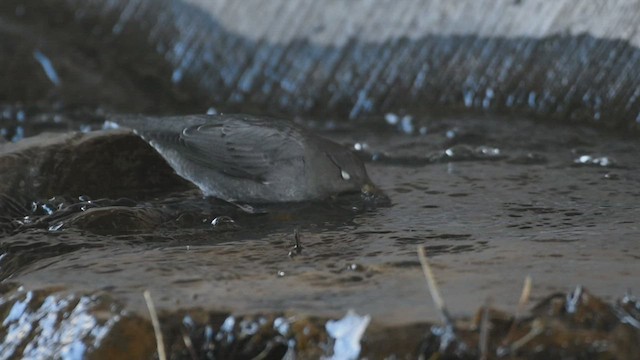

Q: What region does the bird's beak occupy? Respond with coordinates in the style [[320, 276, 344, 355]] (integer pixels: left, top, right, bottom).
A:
[[361, 183, 391, 206]]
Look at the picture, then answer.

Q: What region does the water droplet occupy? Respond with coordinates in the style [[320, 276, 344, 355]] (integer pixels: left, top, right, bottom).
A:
[[446, 129, 457, 139], [483, 88, 494, 109], [353, 142, 368, 151], [48, 222, 64, 232], [220, 316, 235, 333], [463, 89, 474, 107], [78, 195, 92, 202], [384, 113, 399, 125], [438, 145, 503, 162], [11, 126, 24, 142], [102, 121, 119, 130], [444, 145, 473, 159], [211, 216, 233, 226], [528, 92, 537, 108], [274, 317, 290, 336], [171, 69, 183, 84], [211, 216, 238, 231], [400, 115, 414, 134], [239, 319, 259, 336], [204, 325, 214, 344], [574, 155, 615, 167], [183, 315, 195, 328], [475, 146, 501, 157], [33, 50, 61, 86]]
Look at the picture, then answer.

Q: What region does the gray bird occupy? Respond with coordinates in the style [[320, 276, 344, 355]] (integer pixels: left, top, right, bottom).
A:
[[110, 114, 379, 203]]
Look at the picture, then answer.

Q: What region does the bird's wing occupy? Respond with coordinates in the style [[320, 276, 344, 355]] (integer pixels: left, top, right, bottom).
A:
[[178, 120, 305, 183]]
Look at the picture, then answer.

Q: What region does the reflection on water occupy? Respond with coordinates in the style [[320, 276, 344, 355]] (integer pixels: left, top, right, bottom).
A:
[[0, 114, 639, 325]]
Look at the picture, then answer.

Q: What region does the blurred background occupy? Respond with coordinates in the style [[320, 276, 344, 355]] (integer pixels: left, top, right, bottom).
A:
[[2, 0, 640, 130]]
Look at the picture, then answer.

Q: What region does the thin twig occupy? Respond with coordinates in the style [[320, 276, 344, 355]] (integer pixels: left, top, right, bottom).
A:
[[479, 298, 492, 360], [500, 276, 533, 352], [509, 320, 543, 353], [417, 245, 453, 326], [515, 276, 532, 319], [144, 290, 167, 360]]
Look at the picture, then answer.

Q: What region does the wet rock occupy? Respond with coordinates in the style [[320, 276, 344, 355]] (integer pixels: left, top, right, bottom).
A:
[[0, 286, 329, 359], [0, 286, 156, 359], [420, 287, 640, 360], [58, 206, 168, 235], [0, 130, 195, 201], [3, 284, 637, 359]]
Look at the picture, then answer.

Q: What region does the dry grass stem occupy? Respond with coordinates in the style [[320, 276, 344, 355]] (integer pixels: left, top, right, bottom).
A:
[[501, 276, 533, 349], [509, 319, 543, 353], [144, 290, 167, 360], [417, 245, 453, 326], [515, 276, 532, 319], [181, 327, 198, 360], [479, 298, 492, 360]]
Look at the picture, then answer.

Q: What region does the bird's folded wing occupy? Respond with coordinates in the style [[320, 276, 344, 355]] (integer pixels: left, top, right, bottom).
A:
[[179, 121, 305, 183]]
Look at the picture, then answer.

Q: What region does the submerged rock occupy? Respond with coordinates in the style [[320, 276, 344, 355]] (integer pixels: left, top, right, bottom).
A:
[[0, 130, 195, 201]]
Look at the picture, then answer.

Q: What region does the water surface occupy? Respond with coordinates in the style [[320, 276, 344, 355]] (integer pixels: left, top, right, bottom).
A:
[[1, 113, 638, 326]]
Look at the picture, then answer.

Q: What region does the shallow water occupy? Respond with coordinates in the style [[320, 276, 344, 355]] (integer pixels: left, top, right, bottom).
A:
[[1, 113, 639, 326]]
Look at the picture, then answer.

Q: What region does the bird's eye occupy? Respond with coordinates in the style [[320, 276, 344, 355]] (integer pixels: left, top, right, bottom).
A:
[[341, 170, 351, 180]]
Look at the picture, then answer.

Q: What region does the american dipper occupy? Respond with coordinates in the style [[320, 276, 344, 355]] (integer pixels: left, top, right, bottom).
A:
[[111, 114, 379, 203]]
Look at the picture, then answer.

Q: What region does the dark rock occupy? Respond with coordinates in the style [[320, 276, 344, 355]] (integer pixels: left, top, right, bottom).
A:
[[0, 130, 195, 201]]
